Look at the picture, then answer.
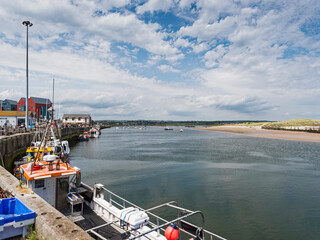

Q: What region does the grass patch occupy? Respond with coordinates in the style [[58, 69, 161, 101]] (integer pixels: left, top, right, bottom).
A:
[[263, 119, 320, 128], [26, 225, 38, 240]]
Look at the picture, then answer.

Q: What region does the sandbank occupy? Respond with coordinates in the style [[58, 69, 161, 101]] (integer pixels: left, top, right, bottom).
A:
[[198, 125, 320, 142]]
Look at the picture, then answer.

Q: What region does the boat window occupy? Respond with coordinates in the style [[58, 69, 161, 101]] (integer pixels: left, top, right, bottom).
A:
[[35, 179, 45, 188]]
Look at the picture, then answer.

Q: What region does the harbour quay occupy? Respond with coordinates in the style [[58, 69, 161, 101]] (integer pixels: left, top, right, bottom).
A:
[[0, 125, 94, 239]]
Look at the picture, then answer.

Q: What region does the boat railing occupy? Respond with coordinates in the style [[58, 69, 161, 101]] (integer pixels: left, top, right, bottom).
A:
[[101, 186, 226, 240]]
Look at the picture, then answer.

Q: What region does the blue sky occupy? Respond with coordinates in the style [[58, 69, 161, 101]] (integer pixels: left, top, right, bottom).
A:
[[0, 0, 320, 121]]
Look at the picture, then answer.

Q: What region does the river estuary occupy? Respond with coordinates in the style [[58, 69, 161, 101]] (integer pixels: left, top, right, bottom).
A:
[[70, 126, 320, 240]]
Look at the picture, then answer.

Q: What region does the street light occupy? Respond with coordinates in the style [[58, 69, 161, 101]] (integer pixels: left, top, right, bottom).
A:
[[22, 20, 33, 130]]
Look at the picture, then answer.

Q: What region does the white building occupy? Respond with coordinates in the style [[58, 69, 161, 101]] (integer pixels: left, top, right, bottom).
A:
[[0, 111, 27, 127], [62, 114, 91, 125]]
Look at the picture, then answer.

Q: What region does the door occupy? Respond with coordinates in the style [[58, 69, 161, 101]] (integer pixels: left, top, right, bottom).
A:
[[56, 177, 69, 211]]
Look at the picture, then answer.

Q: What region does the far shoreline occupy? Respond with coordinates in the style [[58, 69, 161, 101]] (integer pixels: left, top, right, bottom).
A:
[[198, 125, 320, 142]]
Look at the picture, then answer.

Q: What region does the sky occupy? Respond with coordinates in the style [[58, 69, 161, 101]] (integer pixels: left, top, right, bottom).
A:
[[0, 0, 320, 121]]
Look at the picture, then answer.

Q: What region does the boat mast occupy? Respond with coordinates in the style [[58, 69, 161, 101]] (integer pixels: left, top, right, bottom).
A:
[[51, 78, 54, 123]]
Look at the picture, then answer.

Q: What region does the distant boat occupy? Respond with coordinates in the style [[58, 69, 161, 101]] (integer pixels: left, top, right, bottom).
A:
[[89, 128, 100, 138], [164, 127, 173, 130], [180, 129, 183, 132], [78, 132, 90, 141]]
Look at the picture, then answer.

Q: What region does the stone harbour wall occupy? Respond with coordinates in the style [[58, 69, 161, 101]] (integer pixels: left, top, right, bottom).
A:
[[0, 132, 34, 171]]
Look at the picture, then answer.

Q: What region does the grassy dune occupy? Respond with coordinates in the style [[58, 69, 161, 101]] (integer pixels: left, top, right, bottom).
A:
[[263, 119, 320, 128], [236, 119, 320, 128], [237, 122, 270, 126]]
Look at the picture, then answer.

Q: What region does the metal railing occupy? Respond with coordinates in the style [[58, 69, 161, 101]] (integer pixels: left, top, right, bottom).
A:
[[101, 186, 227, 240]]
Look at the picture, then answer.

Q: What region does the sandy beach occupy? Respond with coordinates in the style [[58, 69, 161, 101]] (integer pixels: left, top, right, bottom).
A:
[[199, 125, 320, 142]]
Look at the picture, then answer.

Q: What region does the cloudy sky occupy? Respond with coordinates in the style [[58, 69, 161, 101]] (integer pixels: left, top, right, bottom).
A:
[[0, 0, 320, 121]]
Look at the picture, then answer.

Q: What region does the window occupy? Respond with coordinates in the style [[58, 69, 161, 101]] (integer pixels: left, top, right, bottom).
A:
[[35, 179, 45, 188], [65, 118, 68, 121], [72, 117, 75, 121], [78, 117, 81, 121]]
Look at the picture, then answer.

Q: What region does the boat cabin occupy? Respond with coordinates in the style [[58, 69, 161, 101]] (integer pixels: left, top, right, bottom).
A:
[[20, 161, 80, 210]]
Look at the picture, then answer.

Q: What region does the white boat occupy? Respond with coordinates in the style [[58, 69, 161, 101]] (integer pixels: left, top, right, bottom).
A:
[[14, 121, 70, 176], [89, 128, 100, 138], [33, 121, 70, 159]]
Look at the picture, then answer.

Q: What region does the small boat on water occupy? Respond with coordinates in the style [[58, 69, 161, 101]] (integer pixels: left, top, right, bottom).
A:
[[89, 128, 100, 138], [180, 129, 183, 132], [78, 132, 90, 141], [164, 127, 173, 130]]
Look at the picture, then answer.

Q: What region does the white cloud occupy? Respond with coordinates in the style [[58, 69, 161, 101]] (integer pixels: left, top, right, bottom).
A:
[[203, 45, 228, 67], [91, 12, 176, 56], [0, 89, 24, 101], [174, 38, 192, 48], [136, 0, 174, 14], [157, 64, 181, 73], [174, 38, 209, 53], [192, 42, 209, 53], [96, 0, 130, 10], [0, 0, 181, 60], [178, 0, 196, 8]]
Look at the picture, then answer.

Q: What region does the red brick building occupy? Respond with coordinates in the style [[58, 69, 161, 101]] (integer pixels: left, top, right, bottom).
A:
[[17, 97, 52, 120]]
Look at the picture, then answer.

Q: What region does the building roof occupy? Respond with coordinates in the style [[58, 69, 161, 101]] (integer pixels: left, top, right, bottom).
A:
[[31, 97, 52, 105], [4, 99, 18, 105], [63, 114, 91, 118], [0, 111, 30, 117]]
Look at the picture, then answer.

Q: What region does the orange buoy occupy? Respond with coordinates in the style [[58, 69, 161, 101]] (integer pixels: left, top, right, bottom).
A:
[[165, 224, 179, 240]]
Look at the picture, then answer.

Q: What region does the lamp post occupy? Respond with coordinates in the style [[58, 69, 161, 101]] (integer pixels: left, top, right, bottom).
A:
[[22, 20, 33, 130]]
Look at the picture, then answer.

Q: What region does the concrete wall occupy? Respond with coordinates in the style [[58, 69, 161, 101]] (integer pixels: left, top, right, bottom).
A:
[[0, 132, 34, 171], [0, 166, 92, 240], [60, 127, 89, 138]]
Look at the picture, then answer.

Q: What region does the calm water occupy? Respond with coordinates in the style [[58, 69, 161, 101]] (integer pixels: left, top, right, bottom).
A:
[[70, 127, 320, 240]]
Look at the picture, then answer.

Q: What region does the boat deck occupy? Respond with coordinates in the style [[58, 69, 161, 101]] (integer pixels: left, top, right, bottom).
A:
[[64, 204, 125, 240]]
